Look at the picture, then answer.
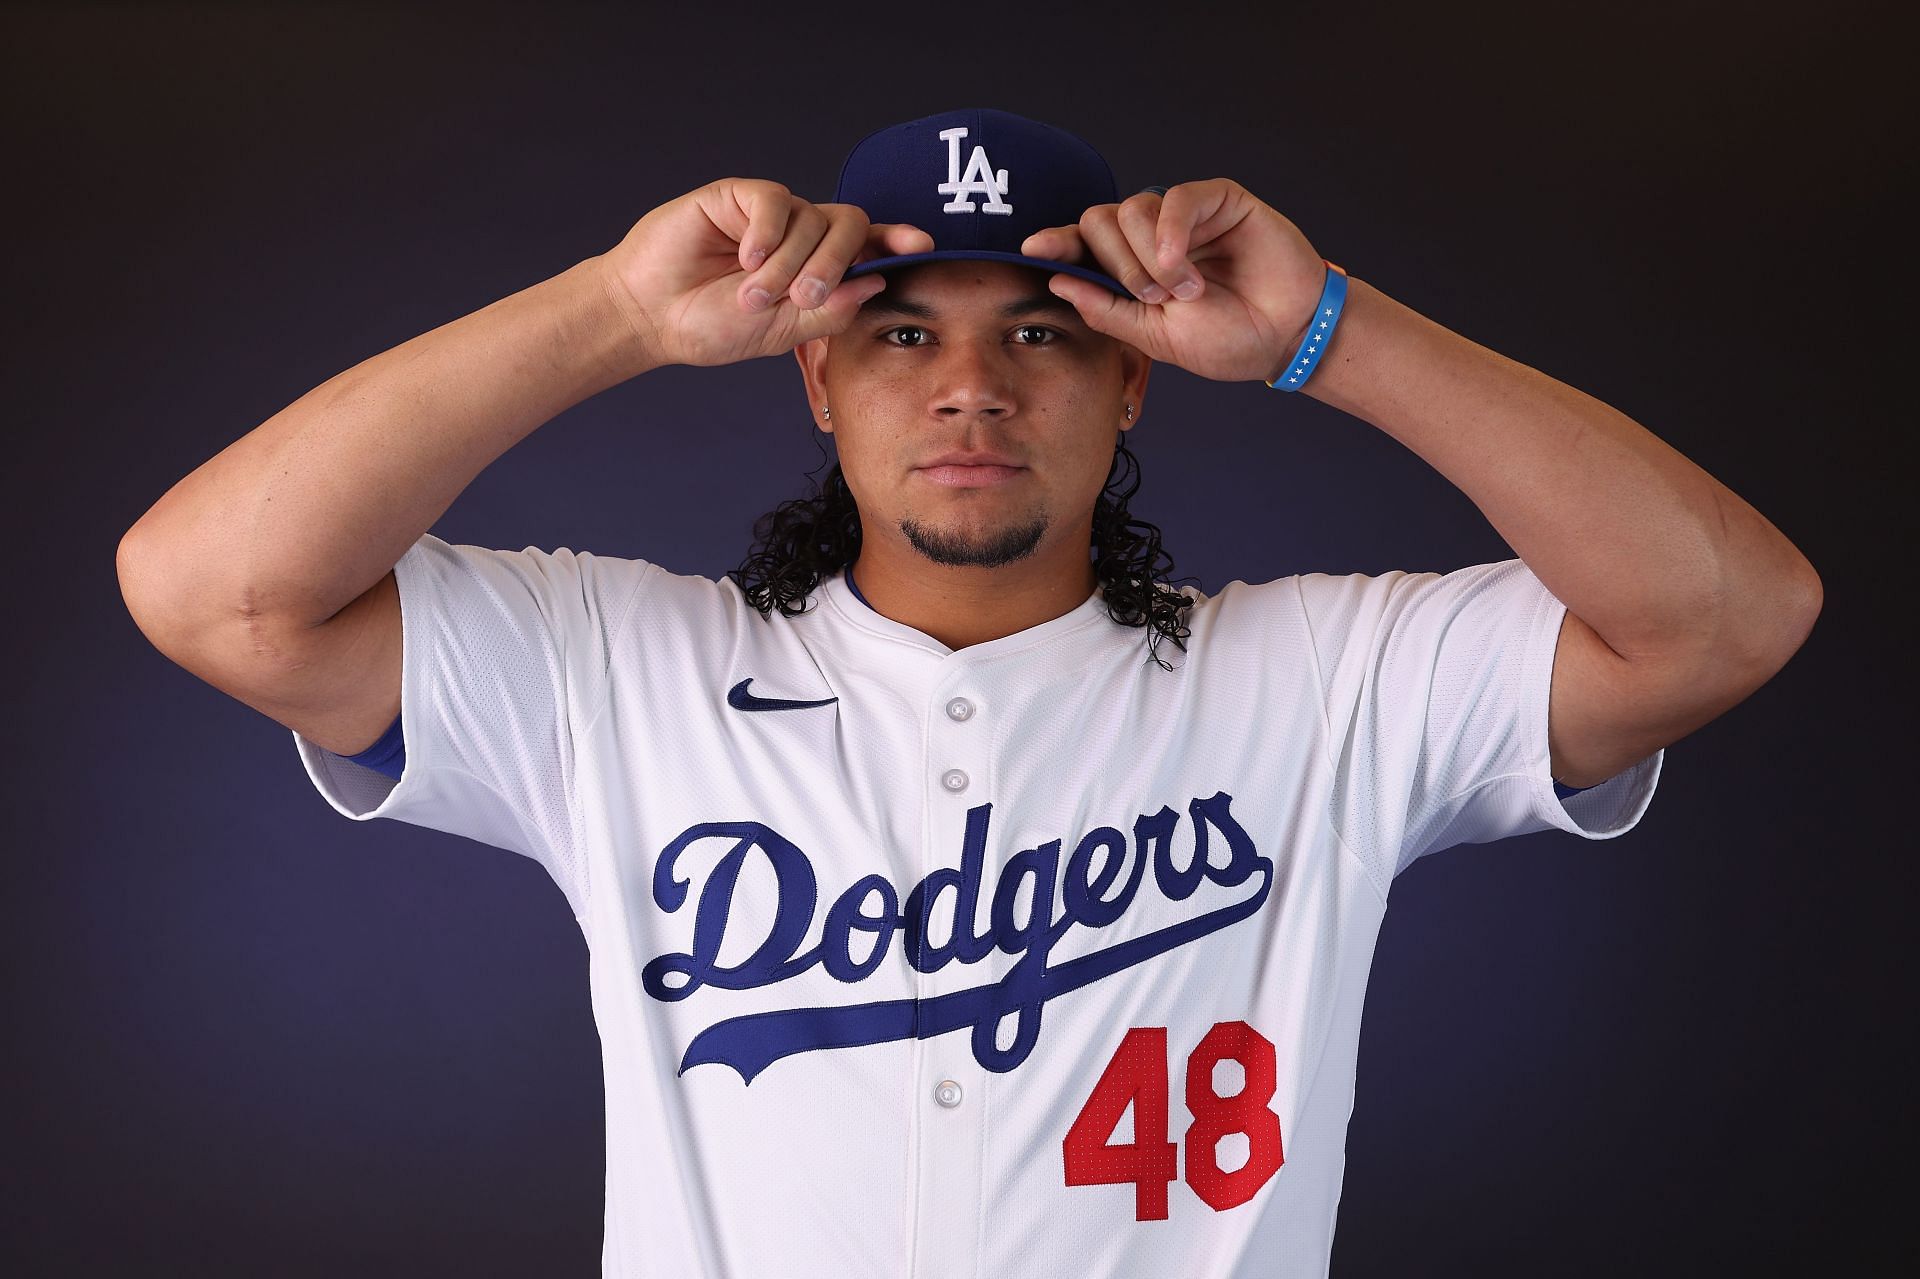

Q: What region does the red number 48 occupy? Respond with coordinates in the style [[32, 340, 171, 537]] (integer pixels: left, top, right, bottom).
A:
[[1062, 1022, 1283, 1220]]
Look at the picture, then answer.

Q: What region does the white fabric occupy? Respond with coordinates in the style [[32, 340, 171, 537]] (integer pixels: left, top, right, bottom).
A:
[[293, 534, 1662, 1279]]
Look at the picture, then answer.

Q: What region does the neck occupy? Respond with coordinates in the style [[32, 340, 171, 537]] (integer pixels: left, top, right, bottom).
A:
[[848, 532, 1099, 651]]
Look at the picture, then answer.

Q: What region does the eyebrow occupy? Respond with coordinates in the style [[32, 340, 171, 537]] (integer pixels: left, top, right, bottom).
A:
[[859, 292, 1082, 323]]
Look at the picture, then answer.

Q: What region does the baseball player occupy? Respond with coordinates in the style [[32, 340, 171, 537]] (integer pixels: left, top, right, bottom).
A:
[[117, 107, 1821, 1277]]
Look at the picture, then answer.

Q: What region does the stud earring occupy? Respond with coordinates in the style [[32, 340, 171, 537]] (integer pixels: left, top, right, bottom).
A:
[[823, 405, 831, 421], [1124, 404, 1134, 421]]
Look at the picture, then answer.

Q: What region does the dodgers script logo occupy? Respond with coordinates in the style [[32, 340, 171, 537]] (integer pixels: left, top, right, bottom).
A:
[[641, 792, 1272, 1084], [938, 125, 1013, 215]]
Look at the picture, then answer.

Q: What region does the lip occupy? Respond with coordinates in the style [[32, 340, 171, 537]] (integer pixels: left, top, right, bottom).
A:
[[917, 464, 1025, 488], [920, 451, 1022, 469]]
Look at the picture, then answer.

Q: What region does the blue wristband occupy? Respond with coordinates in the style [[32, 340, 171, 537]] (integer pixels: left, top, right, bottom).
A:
[[1267, 260, 1349, 392]]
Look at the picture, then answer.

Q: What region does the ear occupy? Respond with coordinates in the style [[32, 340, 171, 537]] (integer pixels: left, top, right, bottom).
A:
[[793, 337, 832, 433], [1118, 341, 1152, 431]]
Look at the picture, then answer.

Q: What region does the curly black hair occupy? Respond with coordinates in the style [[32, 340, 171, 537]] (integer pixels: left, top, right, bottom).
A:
[[725, 431, 1199, 670]]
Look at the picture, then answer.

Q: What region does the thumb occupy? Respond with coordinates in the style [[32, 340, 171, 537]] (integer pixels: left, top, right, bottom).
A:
[[1047, 274, 1149, 345], [793, 274, 888, 343]]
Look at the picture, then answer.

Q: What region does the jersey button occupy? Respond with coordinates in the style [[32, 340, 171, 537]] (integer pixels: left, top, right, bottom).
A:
[[941, 768, 969, 793], [934, 1079, 963, 1108], [945, 696, 975, 722]]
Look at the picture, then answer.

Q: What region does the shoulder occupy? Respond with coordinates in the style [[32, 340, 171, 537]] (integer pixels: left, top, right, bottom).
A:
[[623, 560, 841, 645]]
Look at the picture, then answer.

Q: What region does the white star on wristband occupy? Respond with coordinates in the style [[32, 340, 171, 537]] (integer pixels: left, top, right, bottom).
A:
[[1272, 263, 1347, 390]]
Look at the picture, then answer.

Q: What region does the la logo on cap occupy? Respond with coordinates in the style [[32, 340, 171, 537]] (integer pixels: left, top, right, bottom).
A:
[[937, 126, 1012, 216]]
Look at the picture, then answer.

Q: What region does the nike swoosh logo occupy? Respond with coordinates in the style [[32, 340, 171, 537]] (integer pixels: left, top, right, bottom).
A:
[[727, 678, 839, 712]]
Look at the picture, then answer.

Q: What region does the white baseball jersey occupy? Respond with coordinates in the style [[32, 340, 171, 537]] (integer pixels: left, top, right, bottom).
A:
[[291, 531, 1662, 1278]]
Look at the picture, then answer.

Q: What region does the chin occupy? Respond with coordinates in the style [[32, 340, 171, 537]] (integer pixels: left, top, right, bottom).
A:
[[898, 511, 1049, 570]]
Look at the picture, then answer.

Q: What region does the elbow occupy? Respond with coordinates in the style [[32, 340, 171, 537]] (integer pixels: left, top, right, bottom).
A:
[[1727, 558, 1825, 686], [1774, 554, 1824, 656], [1655, 559, 1824, 697], [1799, 558, 1825, 624], [115, 526, 164, 634], [116, 528, 197, 663], [1785, 561, 1824, 662]]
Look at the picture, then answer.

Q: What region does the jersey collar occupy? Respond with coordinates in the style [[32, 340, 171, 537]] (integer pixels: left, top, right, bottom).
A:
[[817, 565, 1111, 660]]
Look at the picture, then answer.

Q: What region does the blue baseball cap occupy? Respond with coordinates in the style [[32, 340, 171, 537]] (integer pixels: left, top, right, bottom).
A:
[[833, 107, 1131, 298]]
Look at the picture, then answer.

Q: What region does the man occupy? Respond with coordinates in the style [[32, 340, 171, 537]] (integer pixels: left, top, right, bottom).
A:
[[116, 107, 1821, 1277]]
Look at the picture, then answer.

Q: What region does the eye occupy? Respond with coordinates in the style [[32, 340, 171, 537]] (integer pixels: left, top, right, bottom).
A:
[[1012, 324, 1059, 345], [881, 326, 929, 347]]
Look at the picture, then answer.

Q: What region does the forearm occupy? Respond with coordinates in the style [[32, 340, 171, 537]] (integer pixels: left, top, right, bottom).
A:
[[1300, 277, 1821, 668], [120, 255, 653, 641]]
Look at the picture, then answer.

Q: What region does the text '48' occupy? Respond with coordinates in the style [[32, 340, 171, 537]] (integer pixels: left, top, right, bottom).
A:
[[1064, 1021, 1285, 1220]]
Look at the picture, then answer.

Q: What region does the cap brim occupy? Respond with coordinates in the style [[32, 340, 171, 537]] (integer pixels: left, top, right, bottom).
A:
[[844, 250, 1130, 298]]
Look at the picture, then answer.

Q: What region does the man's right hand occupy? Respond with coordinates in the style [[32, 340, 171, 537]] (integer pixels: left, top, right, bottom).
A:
[[597, 178, 934, 370]]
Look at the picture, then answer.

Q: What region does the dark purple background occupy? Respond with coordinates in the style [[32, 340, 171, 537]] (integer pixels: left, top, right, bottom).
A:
[[7, 2, 1903, 1275]]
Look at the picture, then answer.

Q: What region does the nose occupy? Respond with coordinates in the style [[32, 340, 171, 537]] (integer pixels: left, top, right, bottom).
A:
[[927, 337, 1016, 422]]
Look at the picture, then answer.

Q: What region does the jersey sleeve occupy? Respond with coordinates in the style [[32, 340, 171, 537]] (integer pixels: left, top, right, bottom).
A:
[[290, 531, 652, 919], [1294, 557, 1663, 890]]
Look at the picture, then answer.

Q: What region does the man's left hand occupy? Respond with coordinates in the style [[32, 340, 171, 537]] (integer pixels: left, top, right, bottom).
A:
[[1020, 180, 1329, 384]]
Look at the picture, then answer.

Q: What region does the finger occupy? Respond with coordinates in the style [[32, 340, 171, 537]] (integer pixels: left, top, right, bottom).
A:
[[737, 200, 831, 311], [1045, 271, 1159, 350], [724, 179, 795, 275], [790, 273, 890, 344], [1156, 180, 1257, 298], [1074, 204, 1162, 304], [1152, 184, 1198, 287], [1018, 225, 1089, 264], [1117, 190, 1199, 301], [783, 205, 880, 310], [864, 221, 935, 261]]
